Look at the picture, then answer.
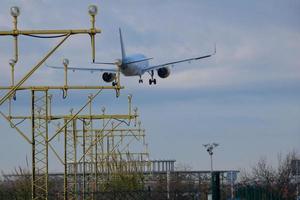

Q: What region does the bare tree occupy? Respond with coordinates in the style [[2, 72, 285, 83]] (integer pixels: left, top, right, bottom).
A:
[[239, 151, 298, 199]]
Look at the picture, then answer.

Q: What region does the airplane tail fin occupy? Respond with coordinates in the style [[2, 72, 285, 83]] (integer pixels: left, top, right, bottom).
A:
[[119, 28, 126, 59]]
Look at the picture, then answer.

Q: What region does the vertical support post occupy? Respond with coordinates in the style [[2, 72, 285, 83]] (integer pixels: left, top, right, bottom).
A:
[[64, 119, 68, 200], [12, 14, 19, 63], [9, 60, 16, 117], [128, 94, 132, 116], [31, 89, 49, 200], [72, 119, 77, 199], [106, 121, 110, 179], [31, 90, 36, 200], [63, 58, 69, 99], [101, 107, 105, 175], [95, 129, 99, 198], [83, 94, 95, 199], [210, 154, 213, 173], [66, 118, 78, 200], [48, 94, 52, 117], [167, 170, 170, 199], [90, 14, 96, 63], [212, 171, 220, 200], [82, 119, 86, 200]]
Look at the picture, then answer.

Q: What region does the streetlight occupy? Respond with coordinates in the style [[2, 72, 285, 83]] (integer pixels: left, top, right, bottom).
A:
[[203, 143, 219, 173]]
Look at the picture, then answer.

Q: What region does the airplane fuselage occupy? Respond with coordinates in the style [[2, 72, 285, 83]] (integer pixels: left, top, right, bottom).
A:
[[120, 54, 149, 76]]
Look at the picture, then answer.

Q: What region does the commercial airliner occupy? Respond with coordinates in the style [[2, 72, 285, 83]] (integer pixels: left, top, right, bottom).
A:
[[46, 28, 215, 85]]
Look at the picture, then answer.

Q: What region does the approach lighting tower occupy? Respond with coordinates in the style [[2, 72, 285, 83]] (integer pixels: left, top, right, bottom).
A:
[[0, 5, 123, 200]]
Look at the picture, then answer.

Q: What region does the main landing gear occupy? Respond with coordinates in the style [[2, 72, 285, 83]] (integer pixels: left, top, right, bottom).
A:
[[139, 76, 143, 83], [149, 78, 156, 85], [149, 70, 156, 85]]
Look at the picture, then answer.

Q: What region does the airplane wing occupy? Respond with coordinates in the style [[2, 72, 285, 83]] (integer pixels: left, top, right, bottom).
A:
[[45, 64, 117, 73], [142, 48, 215, 74]]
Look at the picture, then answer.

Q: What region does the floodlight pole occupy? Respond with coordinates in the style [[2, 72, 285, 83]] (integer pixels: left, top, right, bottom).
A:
[[203, 143, 219, 199], [210, 152, 213, 173], [203, 143, 219, 173]]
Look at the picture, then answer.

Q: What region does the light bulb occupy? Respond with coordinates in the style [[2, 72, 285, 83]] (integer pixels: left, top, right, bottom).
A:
[[88, 5, 98, 16], [62, 58, 69, 66], [10, 6, 20, 17]]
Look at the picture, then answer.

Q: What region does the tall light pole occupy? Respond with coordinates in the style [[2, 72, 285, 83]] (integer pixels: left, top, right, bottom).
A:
[[203, 143, 219, 200], [203, 143, 219, 173]]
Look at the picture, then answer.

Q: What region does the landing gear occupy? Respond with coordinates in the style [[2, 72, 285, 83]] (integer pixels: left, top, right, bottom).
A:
[[112, 82, 117, 86], [149, 78, 156, 85], [148, 70, 156, 85], [138, 77, 143, 83]]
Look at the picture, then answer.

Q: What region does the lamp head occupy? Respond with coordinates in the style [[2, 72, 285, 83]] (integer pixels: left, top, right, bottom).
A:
[[62, 58, 69, 66], [10, 6, 20, 17], [9, 58, 16, 65], [88, 5, 98, 16]]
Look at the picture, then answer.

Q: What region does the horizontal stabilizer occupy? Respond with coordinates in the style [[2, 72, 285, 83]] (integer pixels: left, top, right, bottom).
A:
[[93, 61, 117, 65]]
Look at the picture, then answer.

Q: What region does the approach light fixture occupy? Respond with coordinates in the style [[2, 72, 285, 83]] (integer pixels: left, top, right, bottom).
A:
[[88, 5, 98, 16], [62, 58, 69, 66], [9, 58, 16, 65], [10, 6, 20, 17]]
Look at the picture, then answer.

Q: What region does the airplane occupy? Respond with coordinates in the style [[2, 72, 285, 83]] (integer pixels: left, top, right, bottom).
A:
[[46, 28, 215, 85]]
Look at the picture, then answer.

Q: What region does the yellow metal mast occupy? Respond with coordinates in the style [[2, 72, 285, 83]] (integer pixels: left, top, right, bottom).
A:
[[0, 5, 118, 200]]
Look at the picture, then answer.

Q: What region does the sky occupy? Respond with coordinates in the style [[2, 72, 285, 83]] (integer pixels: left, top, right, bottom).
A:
[[0, 0, 299, 173]]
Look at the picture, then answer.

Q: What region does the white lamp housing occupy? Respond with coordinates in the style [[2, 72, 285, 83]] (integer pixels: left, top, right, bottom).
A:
[[88, 5, 98, 16], [10, 6, 20, 17]]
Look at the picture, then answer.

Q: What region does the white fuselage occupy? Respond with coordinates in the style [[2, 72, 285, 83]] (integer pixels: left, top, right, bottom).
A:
[[120, 54, 149, 76]]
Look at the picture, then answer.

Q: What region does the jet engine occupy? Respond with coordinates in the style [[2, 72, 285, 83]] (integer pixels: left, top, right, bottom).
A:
[[102, 72, 116, 82], [157, 67, 170, 78]]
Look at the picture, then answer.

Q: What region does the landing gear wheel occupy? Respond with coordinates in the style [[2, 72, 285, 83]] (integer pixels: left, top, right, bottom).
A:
[[149, 78, 156, 85], [112, 82, 116, 86], [139, 79, 143, 83]]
